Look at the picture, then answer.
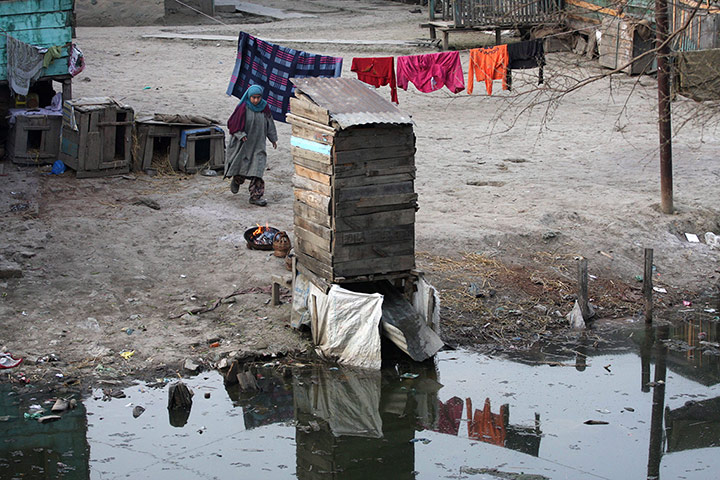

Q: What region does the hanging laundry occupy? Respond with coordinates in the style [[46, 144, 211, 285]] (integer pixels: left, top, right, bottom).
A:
[[506, 39, 545, 90], [226, 32, 343, 122], [351, 56, 398, 103], [43, 46, 63, 69], [396, 51, 465, 94], [6, 35, 45, 96], [68, 44, 85, 77], [468, 45, 509, 95]]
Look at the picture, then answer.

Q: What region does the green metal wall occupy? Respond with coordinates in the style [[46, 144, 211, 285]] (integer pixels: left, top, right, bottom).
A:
[[0, 0, 75, 81]]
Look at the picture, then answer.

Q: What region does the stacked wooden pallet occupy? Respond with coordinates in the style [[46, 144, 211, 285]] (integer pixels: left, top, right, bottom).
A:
[[286, 82, 417, 291]]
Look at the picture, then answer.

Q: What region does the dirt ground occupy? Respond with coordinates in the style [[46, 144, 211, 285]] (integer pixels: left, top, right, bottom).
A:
[[2, 0, 719, 392]]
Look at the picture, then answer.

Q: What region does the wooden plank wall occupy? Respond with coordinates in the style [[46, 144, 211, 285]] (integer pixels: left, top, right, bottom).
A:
[[453, 0, 562, 27], [288, 97, 417, 284], [0, 0, 74, 81]]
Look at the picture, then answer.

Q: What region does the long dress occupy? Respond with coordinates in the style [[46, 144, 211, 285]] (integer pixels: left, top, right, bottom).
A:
[[224, 107, 278, 179]]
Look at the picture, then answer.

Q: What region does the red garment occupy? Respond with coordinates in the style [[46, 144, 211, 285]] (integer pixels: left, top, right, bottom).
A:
[[351, 57, 398, 103], [396, 51, 465, 94], [468, 45, 509, 95], [227, 103, 272, 135]]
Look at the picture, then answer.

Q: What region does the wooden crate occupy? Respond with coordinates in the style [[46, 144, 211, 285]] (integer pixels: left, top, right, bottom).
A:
[[287, 86, 417, 289], [133, 122, 182, 172], [178, 127, 225, 173], [5, 113, 61, 165], [59, 98, 133, 178]]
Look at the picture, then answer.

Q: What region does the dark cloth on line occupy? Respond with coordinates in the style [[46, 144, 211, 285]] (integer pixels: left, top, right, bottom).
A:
[[506, 40, 545, 90], [226, 32, 343, 123], [351, 56, 398, 103]]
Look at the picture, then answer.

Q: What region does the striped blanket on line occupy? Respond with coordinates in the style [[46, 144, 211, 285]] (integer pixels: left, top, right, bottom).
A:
[[226, 32, 343, 123]]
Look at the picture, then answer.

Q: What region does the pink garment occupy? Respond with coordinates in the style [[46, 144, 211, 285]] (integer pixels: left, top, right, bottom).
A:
[[396, 51, 465, 94]]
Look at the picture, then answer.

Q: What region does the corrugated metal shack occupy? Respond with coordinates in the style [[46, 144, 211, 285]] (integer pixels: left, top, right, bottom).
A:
[[0, 0, 75, 98], [287, 78, 444, 366], [565, 0, 720, 52], [287, 77, 417, 291], [1, 0, 76, 162]]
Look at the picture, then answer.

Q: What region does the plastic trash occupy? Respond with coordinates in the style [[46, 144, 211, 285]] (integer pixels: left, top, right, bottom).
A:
[[50, 160, 65, 175], [0, 353, 23, 369], [119, 350, 135, 360], [706, 232, 720, 249]]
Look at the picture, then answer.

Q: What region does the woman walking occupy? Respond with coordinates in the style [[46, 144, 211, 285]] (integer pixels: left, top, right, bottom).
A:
[[225, 84, 278, 206]]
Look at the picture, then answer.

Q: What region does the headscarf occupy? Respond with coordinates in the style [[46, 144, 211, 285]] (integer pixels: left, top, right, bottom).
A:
[[238, 84, 267, 112]]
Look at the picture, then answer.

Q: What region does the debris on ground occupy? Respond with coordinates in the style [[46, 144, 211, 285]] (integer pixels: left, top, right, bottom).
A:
[[0, 352, 23, 368]]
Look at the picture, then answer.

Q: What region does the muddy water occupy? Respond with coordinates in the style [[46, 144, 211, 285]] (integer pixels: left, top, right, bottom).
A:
[[2, 322, 720, 480]]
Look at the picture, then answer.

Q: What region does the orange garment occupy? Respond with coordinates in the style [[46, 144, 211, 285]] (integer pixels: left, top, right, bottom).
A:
[[466, 397, 507, 446], [468, 45, 509, 95]]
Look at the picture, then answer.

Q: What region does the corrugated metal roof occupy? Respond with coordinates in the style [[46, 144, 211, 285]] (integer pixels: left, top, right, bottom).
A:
[[290, 77, 413, 129]]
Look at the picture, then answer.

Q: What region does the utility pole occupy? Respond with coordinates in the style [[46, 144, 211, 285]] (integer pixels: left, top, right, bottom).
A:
[[656, 0, 673, 213]]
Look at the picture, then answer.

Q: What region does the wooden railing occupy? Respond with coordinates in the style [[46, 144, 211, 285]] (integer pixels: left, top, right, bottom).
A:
[[430, 0, 565, 27]]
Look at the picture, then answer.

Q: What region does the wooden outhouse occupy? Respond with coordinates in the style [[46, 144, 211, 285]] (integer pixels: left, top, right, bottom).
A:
[[59, 97, 134, 178], [287, 77, 416, 291]]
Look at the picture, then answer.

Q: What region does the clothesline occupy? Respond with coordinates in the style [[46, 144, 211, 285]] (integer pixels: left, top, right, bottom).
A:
[[442, 23, 604, 54]]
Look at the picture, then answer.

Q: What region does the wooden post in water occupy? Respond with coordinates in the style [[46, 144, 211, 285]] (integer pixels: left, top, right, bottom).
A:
[[578, 258, 590, 320], [643, 248, 654, 323]]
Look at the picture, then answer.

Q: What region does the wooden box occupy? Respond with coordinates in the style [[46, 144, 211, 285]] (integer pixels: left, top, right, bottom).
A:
[[59, 98, 133, 178], [134, 122, 182, 172], [5, 113, 62, 165], [134, 120, 225, 173], [287, 78, 417, 289], [178, 127, 225, 173]]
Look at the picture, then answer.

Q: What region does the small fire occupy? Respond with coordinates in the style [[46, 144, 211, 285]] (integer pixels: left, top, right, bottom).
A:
[[253, 222, 269, 236]]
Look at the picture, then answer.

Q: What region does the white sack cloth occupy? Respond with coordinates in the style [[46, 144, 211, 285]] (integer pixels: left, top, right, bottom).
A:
[[311, 284, 383, 370], [6, 35, 45, 96]]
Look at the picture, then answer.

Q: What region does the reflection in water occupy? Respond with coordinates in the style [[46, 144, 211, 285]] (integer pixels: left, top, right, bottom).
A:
[[665, 396, 720, 452], [293, 365, 425, 480], [288, 360, 543, 479], [225, 371, 294, 430], [5, 317, 720, 479], [647, 325, 669, 480], [0, 387, 90, 479]]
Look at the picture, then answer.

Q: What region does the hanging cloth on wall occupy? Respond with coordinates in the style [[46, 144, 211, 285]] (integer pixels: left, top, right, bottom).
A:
[[396, 51, 465, 94], [6, 35, 45, 96], [226, 32, 343, 123], [68, 44, 85, 77], [351, 56, 398, 103], [468, 45, 509, 95], [506, 39, 545, 90]]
